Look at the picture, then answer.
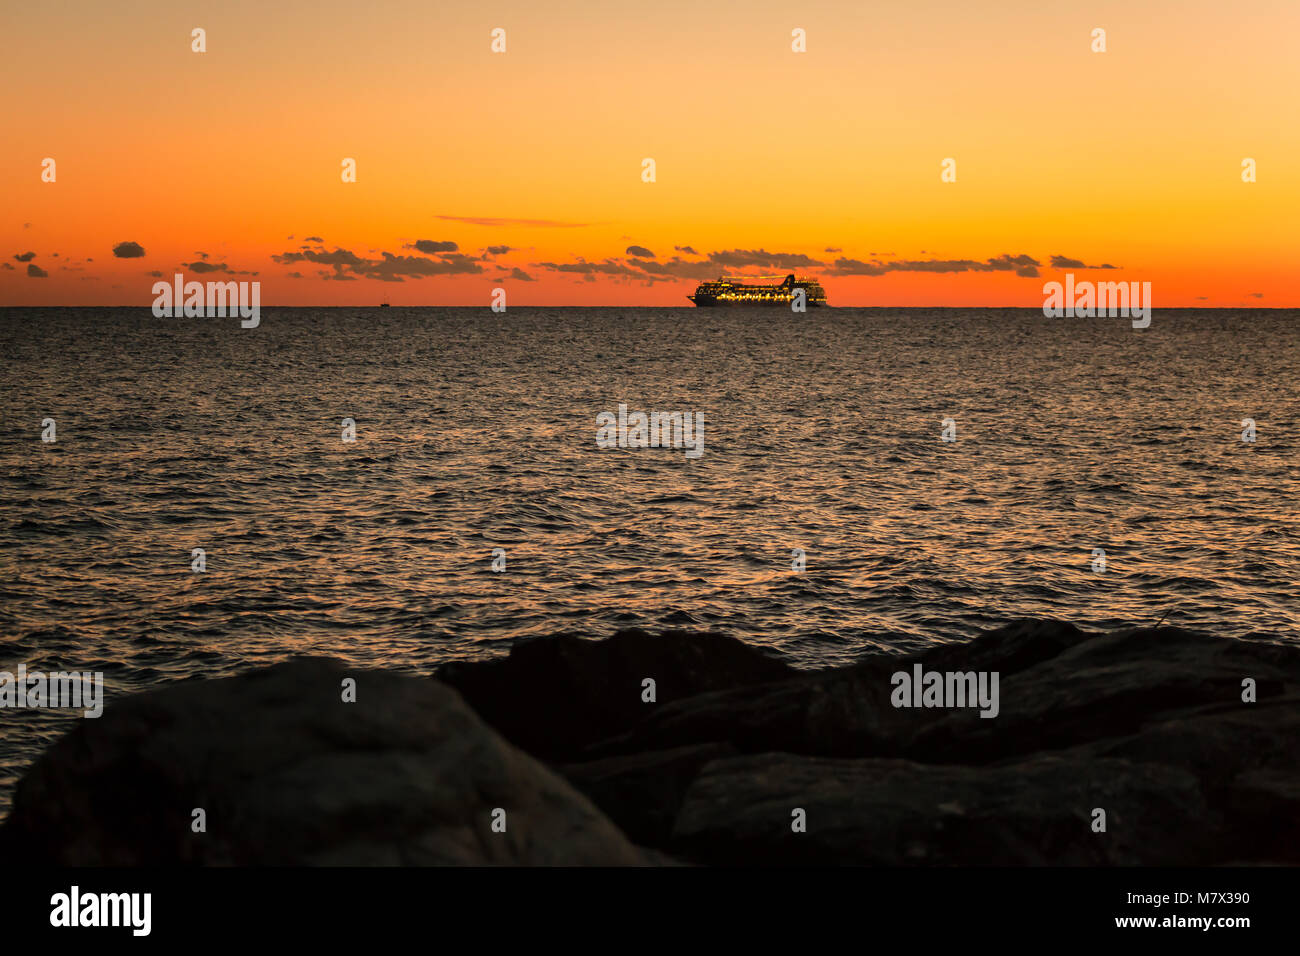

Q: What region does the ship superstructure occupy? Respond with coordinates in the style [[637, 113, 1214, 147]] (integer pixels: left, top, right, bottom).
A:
[[688, 273, 827, 306]]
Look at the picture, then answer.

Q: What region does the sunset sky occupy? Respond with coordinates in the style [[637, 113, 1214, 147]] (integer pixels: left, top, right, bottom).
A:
[[3, 0, 1297, 306]]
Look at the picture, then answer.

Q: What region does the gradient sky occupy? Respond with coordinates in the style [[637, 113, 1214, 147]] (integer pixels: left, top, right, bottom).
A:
[[3, 0, 1297, 306]]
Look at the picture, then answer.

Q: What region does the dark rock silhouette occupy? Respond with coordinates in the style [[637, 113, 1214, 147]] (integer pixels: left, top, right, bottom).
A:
[[1, 658, 648, 865], [4, 620, 1297, 865], [670, 752, 1212, 865], [436, 627, 794, 760], [441, 619, 1300, 864]]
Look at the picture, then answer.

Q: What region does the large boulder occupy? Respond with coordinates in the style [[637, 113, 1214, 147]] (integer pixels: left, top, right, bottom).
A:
[[906, 626, 1300, 763], [670, 751, 1216, 865], [436, 628, 795, 760], [1, 658, 647, 865], [555, 621, 1300, 865], [1082, 696, 1300, 863], [585, 620, 1093, 760]]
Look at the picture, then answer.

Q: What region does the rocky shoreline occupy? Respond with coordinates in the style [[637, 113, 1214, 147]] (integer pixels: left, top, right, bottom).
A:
[[3, 620, 1297, 865]]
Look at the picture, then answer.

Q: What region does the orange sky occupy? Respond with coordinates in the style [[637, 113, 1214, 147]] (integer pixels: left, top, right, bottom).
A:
[[3, 0, 1297, 306]]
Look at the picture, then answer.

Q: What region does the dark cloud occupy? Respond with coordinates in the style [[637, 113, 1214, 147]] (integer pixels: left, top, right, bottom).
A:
[[536, 258, 643, 277], [273, 247, 367, 268], [991, 254, 1041, 278], [437, 215, 590, 228], [27, 264, 48, 278], [183, 261, 232, 274], [626, 245, 655, 258], [708, 248, 824, 269], [303, 236, 323, 243], [1, 263, 13, 270], [13, 251, 36, 262], [508, 267, 535, 282], [828, 253, 1041, 278], [287, 271, 305, 279], [627, 256, 717, 280], [410, 239, 459, 254], [536, 252, 714, 285], [361, 252, 483, 281], [485, 245, 512, 256], [826, 258, 889, 276], [273, 247, 483, 280], [1049, 255, 1117, 270], [148, 270, 164, 277], [1249, 292, 1264, 298], [275, 245, 481, 281], [674, 245, 699, 255], [824, 247, 842, 253], [195, 251, 210, 260], [112, 241, 146, 258]]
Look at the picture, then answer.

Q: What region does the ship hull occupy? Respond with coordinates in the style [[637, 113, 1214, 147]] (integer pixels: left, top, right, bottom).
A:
[[688, 296, 825, 306]]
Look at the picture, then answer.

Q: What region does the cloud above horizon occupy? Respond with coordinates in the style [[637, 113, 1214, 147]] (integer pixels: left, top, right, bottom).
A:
[[1049, 255, 1117, 270], [409, 239, 459, 254], [112, 241, 146, 258], [183, 261, 231, 274], [708, 248, 824, 269], [828, 253, 1042, 278], [256, 234, 1128, 290], [273, 244, 484, 282]]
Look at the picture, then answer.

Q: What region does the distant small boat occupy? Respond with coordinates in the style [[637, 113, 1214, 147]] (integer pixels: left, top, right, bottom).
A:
[[379, 302, 391, 308]]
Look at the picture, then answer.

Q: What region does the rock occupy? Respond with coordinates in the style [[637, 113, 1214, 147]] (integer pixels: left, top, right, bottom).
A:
[[562, 620, 1300, 866], [1087, 696, 1300, 783], [915, 618, 1089, 676], [584, 661, 905, 759], [586, 620, 1093, 760], [592, 622, 1299, 770], [7, 618, 1294, 867], [559, 742, 738, 846], [1, 658, 647, 866], [436, 628, 795, 761], [907, 627, 1300, 764], [670, 751, 1215, 865], [1083, 697, 1300, 863]]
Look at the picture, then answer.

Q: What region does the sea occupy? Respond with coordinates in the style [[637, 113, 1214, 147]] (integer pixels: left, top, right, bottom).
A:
[[1, 306, 1297, 813]]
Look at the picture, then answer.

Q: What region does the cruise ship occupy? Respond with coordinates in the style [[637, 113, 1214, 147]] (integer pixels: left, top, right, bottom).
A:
[[688, 273, 827, 307]]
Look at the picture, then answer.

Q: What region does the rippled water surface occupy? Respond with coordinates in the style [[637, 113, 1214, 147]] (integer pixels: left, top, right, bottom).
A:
[[1, 306, 1297, 809]]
